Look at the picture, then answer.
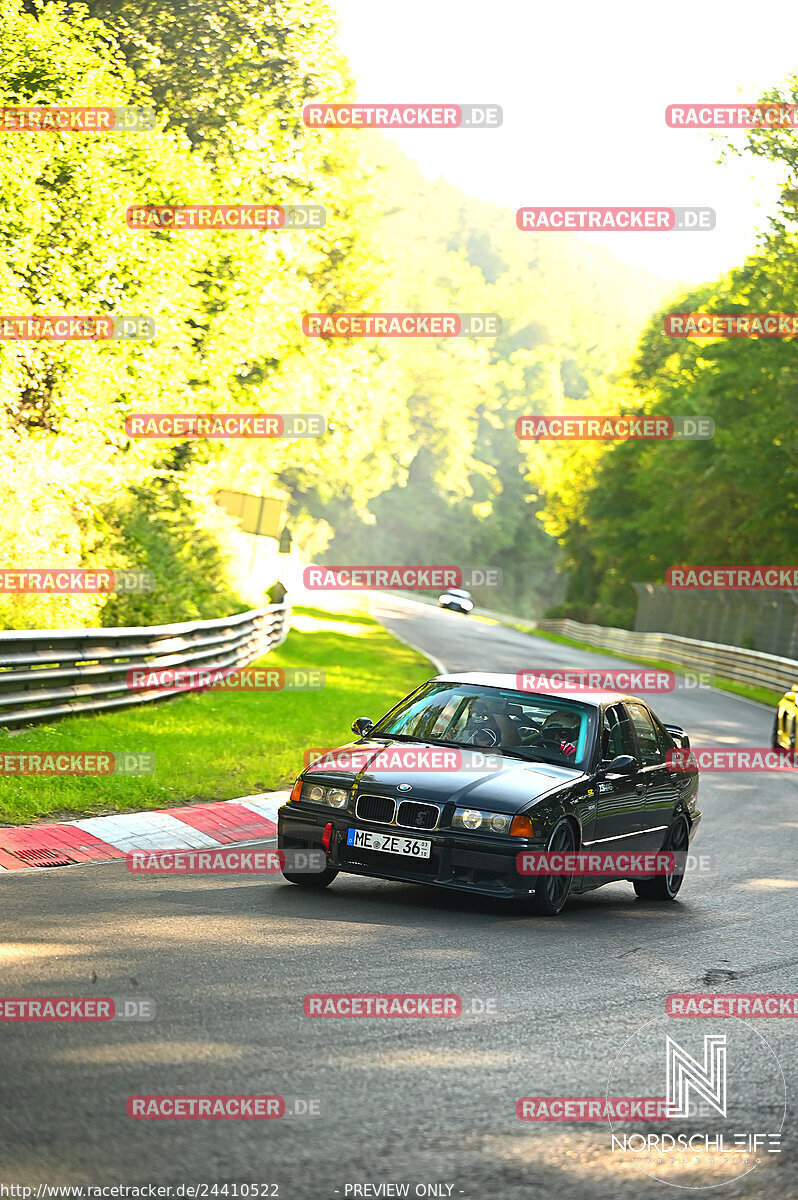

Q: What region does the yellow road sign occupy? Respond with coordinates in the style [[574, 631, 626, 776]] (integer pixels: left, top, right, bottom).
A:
[[214, 490, 284, 537]]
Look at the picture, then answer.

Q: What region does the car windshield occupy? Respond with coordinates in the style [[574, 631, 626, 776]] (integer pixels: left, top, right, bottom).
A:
[[370, 682, 596, 770]]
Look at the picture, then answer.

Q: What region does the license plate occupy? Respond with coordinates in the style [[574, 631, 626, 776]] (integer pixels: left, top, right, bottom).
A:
[[346, 828, 431, 859]]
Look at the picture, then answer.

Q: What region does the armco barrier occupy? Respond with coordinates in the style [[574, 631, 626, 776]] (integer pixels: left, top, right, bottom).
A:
[[535, 618, 798, 695], [0, 604, 290, 728], [633, 582, 798, 659]]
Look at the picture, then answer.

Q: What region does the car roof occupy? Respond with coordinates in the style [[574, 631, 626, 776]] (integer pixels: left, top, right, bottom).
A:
[[430, 671, 644, 708]]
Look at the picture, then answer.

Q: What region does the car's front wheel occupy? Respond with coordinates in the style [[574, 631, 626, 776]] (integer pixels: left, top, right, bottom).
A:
[[282, 866, 339, 889], [531, 819, 576, 916], [633, 813, 690, 902]]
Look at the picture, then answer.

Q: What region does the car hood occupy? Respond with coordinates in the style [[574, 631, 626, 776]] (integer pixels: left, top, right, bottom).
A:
[[303, 738, 584, 813]]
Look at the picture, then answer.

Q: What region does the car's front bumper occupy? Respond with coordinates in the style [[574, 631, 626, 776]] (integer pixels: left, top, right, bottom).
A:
[[278, 804, 540, 898]]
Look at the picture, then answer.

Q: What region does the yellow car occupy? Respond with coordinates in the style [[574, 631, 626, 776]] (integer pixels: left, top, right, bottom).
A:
[[772, 686, 798, 751]]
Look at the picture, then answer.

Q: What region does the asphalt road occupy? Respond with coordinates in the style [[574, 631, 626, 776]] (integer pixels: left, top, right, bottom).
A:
[[2, 595, 797, 1199]]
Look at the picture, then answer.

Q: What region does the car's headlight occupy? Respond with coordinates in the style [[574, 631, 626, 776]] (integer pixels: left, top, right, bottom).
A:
[[300, 781, 351, 809], [452, 807, 511, 834]]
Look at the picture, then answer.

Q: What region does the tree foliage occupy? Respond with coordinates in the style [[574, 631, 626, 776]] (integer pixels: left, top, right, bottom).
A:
[[539, 225, 798, 626], [1, 0, 688, 629]]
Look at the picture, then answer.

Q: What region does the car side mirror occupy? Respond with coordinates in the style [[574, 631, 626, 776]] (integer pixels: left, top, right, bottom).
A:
[[596, 754, 637, 779], [351, 716, 374, 737]]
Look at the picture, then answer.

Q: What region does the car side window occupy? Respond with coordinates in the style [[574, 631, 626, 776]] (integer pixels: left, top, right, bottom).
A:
[[651, 714, 676, 757], [626, 703, 664, 766], [602, 705, 636, 760]]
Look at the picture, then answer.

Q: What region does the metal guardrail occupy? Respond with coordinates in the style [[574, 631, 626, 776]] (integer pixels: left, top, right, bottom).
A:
[[535, 618, 798, 695], [633, 582, 798, 660], [0, 604, 290, 728]]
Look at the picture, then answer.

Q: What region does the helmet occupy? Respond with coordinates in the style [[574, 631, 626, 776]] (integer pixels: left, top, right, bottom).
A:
[[543, 709, 580, 734]]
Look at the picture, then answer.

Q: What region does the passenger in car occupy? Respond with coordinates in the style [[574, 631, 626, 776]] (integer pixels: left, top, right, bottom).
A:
[[465, 698, 521, 746]]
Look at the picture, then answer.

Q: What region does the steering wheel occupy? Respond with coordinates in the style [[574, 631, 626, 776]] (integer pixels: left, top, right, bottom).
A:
[[464, 725, 499, 747], [524, 725, 573, 751], [517, 721, 543, 742]]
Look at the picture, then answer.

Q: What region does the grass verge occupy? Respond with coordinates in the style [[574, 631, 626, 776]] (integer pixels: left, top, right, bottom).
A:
[[515, 626, 782, 708], [0, 604, 433, 825]]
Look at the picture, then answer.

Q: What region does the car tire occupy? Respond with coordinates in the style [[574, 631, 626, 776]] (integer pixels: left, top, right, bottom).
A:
[[771, 715, 780, 750], [633, 813, 690, 902], [530, 819, 576, 916], [282, 866, 339, 888]]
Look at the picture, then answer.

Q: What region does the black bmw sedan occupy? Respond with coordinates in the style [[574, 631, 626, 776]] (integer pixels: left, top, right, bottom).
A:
[[277, 672, 701, 915]]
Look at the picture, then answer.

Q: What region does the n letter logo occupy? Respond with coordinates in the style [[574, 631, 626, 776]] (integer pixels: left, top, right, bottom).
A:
[[666, 1034, 727, 1118]]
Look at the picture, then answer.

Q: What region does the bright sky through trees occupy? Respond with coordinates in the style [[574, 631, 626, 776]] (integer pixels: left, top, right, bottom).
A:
[[334, 0, 798, 280]]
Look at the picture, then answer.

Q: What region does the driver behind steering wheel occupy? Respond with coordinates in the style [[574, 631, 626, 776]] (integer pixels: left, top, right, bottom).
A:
[[540, 709, 581, 759]]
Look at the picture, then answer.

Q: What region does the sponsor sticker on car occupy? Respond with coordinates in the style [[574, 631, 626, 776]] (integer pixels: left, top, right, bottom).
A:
[[347, 828, 431, 858]]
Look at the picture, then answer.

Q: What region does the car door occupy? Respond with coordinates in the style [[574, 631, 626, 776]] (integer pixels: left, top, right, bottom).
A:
[[624, 701, 679, 850], [583, 703, 645, 850]]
